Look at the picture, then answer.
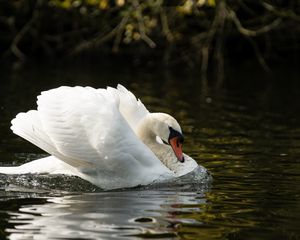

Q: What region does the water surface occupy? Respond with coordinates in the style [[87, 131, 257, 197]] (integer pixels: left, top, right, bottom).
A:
[[0, 64, 299, 239]]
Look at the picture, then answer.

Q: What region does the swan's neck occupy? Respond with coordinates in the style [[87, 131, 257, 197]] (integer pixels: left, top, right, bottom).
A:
[[136, 114, 175, 169], [136, 115, 156, 146]]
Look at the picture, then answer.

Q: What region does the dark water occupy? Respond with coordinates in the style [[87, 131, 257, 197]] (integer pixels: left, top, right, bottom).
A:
[[0, 64, 299, 239]]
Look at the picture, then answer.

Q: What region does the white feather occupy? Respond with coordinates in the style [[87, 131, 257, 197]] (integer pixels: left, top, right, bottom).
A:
[[1, 85, 204, 190], [6, 86, 177, 189], [106, 84, 149, 132]]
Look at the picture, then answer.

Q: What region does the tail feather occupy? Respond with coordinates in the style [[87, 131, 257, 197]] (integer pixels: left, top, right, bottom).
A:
[[0, 156, 77, 175]]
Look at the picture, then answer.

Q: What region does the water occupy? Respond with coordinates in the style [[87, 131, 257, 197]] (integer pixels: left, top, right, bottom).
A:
[[0, 63, 300, 239]]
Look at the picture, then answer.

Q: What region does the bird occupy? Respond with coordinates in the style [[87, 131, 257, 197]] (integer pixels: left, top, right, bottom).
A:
[[0, 85, 202, 189]]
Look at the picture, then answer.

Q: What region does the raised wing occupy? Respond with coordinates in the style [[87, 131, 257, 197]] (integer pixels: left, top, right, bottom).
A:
[[11, 86, 171, 188], [107, 84, 149, 132]]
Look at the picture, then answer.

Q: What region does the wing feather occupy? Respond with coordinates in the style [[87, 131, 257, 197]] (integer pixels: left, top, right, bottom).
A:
[[35, 86, 119, 166], [106, 84, 149, 132]]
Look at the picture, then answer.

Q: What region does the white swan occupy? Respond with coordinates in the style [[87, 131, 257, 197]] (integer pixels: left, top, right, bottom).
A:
[[0, 85, 200, 189]]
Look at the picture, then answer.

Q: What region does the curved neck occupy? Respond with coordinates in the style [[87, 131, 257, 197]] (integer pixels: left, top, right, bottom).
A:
[[135, 113, 194, 174], [136, 113, 174, 169], [136, 114, 157, 147]]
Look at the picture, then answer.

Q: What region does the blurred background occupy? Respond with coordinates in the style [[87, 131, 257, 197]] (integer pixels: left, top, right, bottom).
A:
[[0, 0, 299, 85]]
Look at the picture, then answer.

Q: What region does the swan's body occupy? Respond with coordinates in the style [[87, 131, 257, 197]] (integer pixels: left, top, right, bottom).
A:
[[0, 85, 201, 189]]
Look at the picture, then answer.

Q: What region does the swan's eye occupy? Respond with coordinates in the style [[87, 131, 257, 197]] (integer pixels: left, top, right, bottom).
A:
[[168, 127, 184, 145], [176, 137, 184, 147]]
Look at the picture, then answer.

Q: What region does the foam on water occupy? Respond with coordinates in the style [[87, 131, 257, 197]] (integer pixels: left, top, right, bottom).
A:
[[0, 165, 211, 197]]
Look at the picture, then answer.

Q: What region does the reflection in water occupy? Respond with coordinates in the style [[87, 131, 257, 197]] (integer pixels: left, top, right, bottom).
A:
[[5, 191, 209, 239], [0, 64, 300, 239]]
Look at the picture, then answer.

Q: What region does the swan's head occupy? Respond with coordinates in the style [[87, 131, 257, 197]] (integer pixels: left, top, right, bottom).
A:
[[151, 113, 185, 163]]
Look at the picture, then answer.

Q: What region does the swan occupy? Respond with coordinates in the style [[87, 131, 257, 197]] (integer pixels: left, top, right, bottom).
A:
[[0, 85, 202, 189]]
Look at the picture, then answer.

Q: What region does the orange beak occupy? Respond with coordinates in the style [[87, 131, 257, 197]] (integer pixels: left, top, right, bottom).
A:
[[169, 137, 185, 163]]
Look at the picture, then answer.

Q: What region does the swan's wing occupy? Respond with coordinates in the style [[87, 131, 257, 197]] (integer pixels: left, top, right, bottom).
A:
[[107, 84, 149, 132], [11, 110, 75, 165], [11, 86, 171, 188]]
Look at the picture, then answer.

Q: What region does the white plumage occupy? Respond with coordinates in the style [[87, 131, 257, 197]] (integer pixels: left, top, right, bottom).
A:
[[1, 85, 199, 189]]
